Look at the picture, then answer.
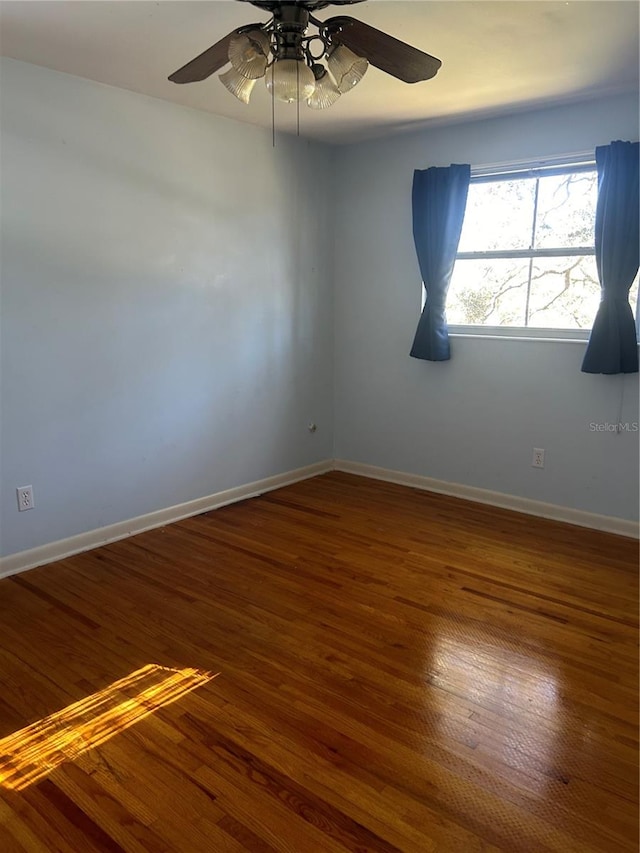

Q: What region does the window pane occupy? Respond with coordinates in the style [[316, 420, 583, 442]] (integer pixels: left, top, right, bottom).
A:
[[447, 259, 530, 326], [457, 179, 536, 252], [526, 256, 600, 329], [534, 171, 597, 249]]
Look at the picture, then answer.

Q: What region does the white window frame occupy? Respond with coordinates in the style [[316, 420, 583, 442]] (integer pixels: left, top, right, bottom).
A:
[[448, 154, 597, 341]]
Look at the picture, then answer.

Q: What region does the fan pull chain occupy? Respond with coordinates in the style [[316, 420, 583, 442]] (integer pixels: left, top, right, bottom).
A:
[[296, 61, 300, 137], [271, 64, 275, 148]]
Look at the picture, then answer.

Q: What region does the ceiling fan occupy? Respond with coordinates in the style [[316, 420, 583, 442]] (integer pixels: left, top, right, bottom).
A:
[[169, 0, 442, 110]]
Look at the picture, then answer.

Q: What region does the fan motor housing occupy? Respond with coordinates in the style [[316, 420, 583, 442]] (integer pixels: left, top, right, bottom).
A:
[[238, 0, 366, 12]]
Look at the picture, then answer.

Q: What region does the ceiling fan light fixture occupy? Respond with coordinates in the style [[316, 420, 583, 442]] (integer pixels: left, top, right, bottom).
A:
[[327, 44, 368, 94], [265, 58, 316, 103], [228, 29, 270, 80], [169, 1, 444, 121], [220, 67, 257, 104], [307, 65, 341, 110]]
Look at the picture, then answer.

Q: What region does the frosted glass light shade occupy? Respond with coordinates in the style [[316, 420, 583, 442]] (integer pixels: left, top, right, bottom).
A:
[[307, 67, 341, 110], [328, 45, 368, 93], [228, 30, 270, 80], [265, 59, 315, 103], [220, 68, 256, 104]]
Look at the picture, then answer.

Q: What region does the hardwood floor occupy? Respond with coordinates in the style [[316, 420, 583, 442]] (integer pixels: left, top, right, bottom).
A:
[[0, 472, 637, 852]]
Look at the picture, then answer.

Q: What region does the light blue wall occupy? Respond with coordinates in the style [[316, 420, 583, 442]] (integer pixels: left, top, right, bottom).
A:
[[0, 59, 334, 556], [2, 61, 637, 562], [333, 95, 639, 521]]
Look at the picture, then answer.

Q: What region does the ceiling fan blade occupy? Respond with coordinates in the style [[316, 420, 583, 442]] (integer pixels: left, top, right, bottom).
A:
[[324, 16, 441, 84], [169, 25, 262, 84]]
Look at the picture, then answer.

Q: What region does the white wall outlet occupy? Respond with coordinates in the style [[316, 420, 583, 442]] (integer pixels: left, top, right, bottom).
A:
[[532, 448, 545, 469], [17, 485, 35, 511]]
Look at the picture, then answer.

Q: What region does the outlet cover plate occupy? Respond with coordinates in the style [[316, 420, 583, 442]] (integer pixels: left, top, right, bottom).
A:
[[17, 485, 34, 511]]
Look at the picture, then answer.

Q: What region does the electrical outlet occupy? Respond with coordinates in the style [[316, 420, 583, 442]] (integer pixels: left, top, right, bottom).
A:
[[307, 422, 317, 433], [17, 485, 34, 511], [532, 448, 545, 469]]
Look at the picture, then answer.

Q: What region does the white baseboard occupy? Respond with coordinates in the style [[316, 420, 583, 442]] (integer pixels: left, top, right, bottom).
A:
[[0, 460, 333, 579], [334, 459, 639, 539], [3, 456, 636, 579]]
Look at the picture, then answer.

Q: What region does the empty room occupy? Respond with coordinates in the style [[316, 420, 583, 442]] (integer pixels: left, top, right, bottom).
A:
[[0, 1, 638, 850]]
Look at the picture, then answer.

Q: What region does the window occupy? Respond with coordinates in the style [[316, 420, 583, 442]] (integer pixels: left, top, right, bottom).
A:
[[446, 160, 639, 337]]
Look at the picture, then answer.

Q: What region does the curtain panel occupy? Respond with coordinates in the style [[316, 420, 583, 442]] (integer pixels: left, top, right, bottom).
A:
[[410, 164, 471, 362], [582, 140, 639, 374]]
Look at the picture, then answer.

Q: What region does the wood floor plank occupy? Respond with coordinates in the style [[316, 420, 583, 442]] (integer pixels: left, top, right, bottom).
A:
[[0, 472, 637, 851]]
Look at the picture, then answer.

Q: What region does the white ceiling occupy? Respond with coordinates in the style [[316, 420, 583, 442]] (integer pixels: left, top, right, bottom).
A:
[[1, 1, 638, 144]]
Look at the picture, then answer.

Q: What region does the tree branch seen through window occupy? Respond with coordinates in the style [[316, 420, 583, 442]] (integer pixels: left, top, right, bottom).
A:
[[446, 168, 638, 332]]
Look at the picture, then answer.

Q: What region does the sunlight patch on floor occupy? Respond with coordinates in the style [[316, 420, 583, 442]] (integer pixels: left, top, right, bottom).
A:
[[0, 663, 217, 791]]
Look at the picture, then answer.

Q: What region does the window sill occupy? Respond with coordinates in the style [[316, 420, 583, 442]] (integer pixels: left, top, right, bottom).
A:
[[449, 332, 589, 344], [448, 325, 591, 343], [449, 331, 640, 346]]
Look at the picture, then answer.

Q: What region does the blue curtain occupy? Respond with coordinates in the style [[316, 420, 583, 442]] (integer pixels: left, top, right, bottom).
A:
[[410, 164, 470, 361], [581, 140, 639, 374]]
